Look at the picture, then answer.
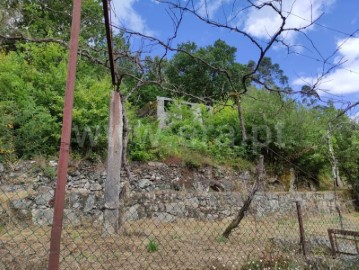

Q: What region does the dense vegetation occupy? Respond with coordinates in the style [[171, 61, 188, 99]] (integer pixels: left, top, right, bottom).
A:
[[0, 0, 358, 194]]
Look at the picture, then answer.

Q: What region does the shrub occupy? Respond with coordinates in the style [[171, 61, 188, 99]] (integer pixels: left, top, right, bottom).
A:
[[0, 44, 111, 160]]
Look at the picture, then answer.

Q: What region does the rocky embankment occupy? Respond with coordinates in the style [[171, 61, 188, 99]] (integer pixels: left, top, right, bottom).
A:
[[0, 160, 352, 226]]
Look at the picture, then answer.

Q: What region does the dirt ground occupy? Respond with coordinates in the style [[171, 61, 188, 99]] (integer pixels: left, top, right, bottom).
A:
[[1, 213, 358, 270]]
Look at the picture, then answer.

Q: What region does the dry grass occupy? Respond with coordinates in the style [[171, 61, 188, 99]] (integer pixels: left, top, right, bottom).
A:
[[0, 187, 35, 227], [0, 189, 33, 204], [0, 213, 358, 269]]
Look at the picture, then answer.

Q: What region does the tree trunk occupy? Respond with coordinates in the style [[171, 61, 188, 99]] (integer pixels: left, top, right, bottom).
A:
[[326, 129, 344, 229], [121, 97, 131, 180], [120, 97, 131, 203], [234, 94, 247, 143], [104, 91, 123, 234], [289, 168, 296, 192], [326, 130, 343, 188], [222, 155, 264, 238]]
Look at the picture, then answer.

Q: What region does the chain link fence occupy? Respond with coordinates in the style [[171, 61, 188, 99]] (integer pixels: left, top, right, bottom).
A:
[[0, 161, 358, 269]]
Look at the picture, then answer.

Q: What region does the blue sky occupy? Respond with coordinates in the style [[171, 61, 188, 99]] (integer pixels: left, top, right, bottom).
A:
[[111, 0, 359, 114]]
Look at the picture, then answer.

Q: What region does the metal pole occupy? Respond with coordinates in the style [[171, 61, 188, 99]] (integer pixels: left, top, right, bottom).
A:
[[296, 201, 307, 258], [102, 0, 117, 86], [48, 0, 82, 269], [327, 229, 337, 258]]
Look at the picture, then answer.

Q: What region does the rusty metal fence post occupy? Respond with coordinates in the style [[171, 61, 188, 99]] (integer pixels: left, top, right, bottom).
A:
[[47, 0, 82, 269], [296, 201, 307, 258]]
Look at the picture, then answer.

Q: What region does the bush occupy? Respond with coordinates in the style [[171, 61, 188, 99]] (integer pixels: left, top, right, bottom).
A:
[[128, 100, 249, 167], [0, 44, 110, 160]]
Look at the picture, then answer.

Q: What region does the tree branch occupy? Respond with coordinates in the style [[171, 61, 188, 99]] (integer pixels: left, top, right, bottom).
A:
[[0, 34, 108, 67]]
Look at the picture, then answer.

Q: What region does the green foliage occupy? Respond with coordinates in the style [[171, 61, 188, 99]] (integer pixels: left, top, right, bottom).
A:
[[128, 99, 249, 168], [1, 0, 108, 50], [0, 100, 16, 160], [165, 40, 247, 103], [330, 120, 359, 201], [127, 56, 170, 107], [128, 84, 165, 108], [0, 46, 60, 159], [0, 43, 111, 160], [248, 57, 290, 90], [126, 93, 359, 189], [217, 236, 227, 244], [0, 1, 358, 195], [1, 39, 357, 192], [147, 239, 158, 253], [239, 89, 351, 185], [31, 158, 57, 179]]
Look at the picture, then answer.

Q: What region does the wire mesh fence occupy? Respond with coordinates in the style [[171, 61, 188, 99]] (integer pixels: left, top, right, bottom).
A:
[[0, 161, 358, 269]]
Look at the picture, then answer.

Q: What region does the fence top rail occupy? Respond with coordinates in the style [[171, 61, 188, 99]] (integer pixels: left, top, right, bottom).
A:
[[328, 229, 359, 237]]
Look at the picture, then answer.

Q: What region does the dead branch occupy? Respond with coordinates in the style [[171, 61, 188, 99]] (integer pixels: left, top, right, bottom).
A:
[[155, 0, 318, 95], [334, 101, 359, 121], [222, 155, 264, 238]]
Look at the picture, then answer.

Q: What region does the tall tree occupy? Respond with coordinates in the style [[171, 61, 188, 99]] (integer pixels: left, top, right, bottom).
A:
[[247, 57, 290, 91], [166, 39, 247, 103], [165, 39, 250, 141]]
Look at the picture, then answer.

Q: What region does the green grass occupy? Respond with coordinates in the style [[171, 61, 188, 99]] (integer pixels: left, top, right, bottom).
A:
[[217, 235, 227, 244], [147, 239, 158, 253]]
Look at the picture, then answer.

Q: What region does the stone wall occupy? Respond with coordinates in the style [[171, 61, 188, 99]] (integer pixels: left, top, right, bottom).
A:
[[124, 191, 344, 222], [9, 187, 349, 226], [0, 160, 352, 226]]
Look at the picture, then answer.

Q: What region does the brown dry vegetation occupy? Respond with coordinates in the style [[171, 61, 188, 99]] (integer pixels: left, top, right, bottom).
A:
[[0, 213, 358, 269]]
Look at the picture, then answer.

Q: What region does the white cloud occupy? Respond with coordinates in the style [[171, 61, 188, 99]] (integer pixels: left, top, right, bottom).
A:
[[112, 0, 153, 35], [243, 0, 335, 43], [293, 37, 359, 95], [197, 0, 232, 18]]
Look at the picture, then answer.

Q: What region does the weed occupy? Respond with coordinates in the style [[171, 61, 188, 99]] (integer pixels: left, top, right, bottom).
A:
[[130, 150, 154, 161], [71, 231, 81, 239], [181, 149, 213, 169], [43, 166, 56, 178], [31, 156, 57, 178], [147, 239, 158, 253], [217, 236, 227, 244]]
